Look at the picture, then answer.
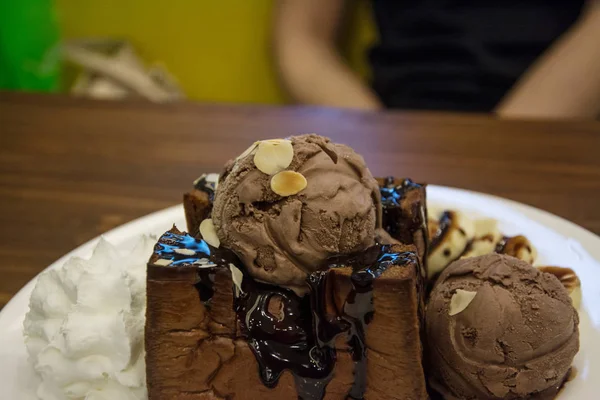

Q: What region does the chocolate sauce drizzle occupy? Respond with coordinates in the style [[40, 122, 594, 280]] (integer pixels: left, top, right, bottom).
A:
[[154, 231, 214, 266], [429, 210, 454, 252], [329, 246, 415, 399], [153, 230, 239, 266], [193, 174, 218, 201], [236, 244, 416, 400], [380, 177, 423, 238], [236, 279, 336, 400], [380, 177, 428, 274], [152, 229, 239, 303]]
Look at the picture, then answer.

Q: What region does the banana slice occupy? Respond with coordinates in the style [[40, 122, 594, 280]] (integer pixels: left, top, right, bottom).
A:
[[428, 210, 475, 278], [496, 235, 537, 264], [460, 218, 502, 259], [538, 266, 581, 310]]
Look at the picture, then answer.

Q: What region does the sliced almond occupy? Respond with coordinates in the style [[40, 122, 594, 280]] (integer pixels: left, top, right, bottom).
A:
[[230, 264, 244, 296], [174, 248, 196, 256], [270, 171, 307, 197], [253, 139, 294, 175], [193, 258, 217, 268], [154, 258, 172, 266], [449, 289, 478, 316], [538, 266, 582, 309], [199, 218, 220, 248], [236, 141, 259, 161]]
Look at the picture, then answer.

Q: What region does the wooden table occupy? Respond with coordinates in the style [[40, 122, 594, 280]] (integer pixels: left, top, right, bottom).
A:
[[1, 92, 600, 308]]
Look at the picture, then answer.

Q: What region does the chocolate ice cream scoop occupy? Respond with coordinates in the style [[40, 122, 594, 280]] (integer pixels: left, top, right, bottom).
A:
[[426, 254, 579, 400], [212, 134, 381, 292]]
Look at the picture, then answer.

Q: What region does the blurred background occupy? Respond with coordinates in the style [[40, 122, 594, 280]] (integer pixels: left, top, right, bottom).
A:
[[0, 0, 375, 104], [3, 0, 598, 119]]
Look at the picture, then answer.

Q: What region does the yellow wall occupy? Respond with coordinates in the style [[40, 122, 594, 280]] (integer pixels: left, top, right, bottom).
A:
[[55, 0, 377, 104]]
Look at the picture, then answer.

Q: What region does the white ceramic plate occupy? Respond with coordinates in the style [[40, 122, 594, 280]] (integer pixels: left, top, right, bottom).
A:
[[1, 186, 599, 399]]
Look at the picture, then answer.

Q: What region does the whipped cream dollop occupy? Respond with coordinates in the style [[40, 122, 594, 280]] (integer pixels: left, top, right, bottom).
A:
[[23, 236, 154, 400]]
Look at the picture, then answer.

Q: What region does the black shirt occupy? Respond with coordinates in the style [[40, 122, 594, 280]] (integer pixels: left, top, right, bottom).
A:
[[369, 0, 585, 112]]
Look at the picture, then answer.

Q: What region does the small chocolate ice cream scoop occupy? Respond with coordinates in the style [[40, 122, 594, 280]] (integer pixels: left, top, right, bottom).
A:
[[212, 134, 381, 292], [426, 254, 579, 400]]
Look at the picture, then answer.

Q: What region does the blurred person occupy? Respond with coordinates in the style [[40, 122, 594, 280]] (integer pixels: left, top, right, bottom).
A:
[[274, 0, 600, 119]]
